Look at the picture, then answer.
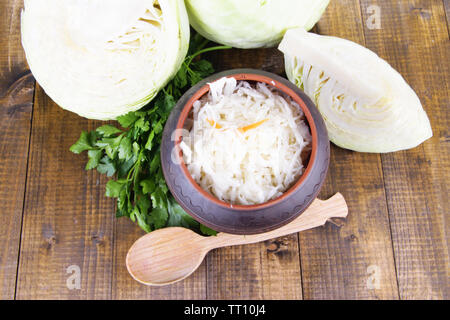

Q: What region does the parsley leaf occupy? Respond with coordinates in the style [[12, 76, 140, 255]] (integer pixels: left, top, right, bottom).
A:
[[140, 179, 156, 194], [118, 136, 133, 160], [117, 112, 139, 128], [167, 200, 199, 229], [200, 224, 218, 236], [86, 149, 102, 170], [96, 125, 122, 137], [96, 156, 116, 177], [149, 207, 169, 229], [105, 179, 127, 197], [70, 131, 96, 154], [70, 34, 230, 236]]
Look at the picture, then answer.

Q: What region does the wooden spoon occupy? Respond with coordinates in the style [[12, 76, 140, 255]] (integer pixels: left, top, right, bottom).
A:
[[126, 193, 348, 286]]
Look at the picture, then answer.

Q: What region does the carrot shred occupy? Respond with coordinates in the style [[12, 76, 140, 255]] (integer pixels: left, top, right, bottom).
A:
[[206, 118, 269, 133], [206, 118, 222, 129], [238, 118, 269, 133]]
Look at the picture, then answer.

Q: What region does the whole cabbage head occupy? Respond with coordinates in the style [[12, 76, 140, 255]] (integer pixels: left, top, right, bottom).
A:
[[185, 0, 330, 49], [21, 0, 189, 120], [279, 29, 432, 153]]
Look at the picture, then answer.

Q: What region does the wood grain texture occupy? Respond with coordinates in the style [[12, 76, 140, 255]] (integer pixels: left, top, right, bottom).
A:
[[206, 238, 302, 299], [2, 0, 449, 300], [204, 49, 303, 300], [0, 0, 34, 300], [359, 0, 450, 299], [443, 0, 450, 30], [112, 218, 207, 300], [205, 48, 285, 76], [15, 87, 115, 299], [298, 0, 399, 300], [125, 195, 347, 287]]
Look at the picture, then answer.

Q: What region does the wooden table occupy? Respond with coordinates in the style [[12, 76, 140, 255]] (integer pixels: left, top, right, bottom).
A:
[[0, 0, 448, 300]]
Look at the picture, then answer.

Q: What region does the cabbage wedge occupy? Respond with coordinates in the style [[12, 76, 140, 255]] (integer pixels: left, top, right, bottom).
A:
[[21, 0, 189, 120], [279, 29, 432, 153], [185, 0, 330, 49]]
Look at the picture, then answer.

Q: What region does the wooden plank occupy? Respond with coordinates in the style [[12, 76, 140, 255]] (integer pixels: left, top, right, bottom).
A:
[[206, 237, 302, 299], [298, 0, 399, 299], [206, 47, 285, 76], [112, 218, 207, 299], [359, 0, 450, 299], [15, 87, 115, 299], [204, 49, 302, 300], [0, 0, 34, 300], [444, 0, 450, 30]]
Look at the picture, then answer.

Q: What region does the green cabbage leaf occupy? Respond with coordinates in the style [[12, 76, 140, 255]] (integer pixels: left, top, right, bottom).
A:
[[279, 29, 432, 153], [185, 0, 329, 48], [21, 0, 190, 120]]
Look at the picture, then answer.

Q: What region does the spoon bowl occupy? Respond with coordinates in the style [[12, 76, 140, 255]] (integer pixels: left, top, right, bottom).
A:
[[126, 227, 208, 285], [126, 193, 348, 286]]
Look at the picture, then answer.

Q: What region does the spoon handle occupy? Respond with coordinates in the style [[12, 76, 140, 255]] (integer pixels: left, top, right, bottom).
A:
[[204, 193, 348, 250]]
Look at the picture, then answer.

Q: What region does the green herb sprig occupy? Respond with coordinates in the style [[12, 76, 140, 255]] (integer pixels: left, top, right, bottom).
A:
[[70, 35, 229, 235]]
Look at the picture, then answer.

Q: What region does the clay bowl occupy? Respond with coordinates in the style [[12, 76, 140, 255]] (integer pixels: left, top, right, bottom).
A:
[[161, 69, 330, 235]]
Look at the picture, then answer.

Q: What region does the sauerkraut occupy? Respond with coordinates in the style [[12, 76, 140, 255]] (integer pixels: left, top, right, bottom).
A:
[[180, 77, 312, 205]]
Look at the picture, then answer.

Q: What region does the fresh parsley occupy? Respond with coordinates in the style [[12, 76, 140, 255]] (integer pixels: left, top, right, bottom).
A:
[[71, 35, 229, 235]]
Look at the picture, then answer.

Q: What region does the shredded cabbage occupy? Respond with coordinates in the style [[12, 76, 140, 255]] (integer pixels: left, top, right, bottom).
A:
[[180, 77, 312, 205]]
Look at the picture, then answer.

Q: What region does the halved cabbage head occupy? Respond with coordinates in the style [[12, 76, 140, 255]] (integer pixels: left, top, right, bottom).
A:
[[185, 0, 330, 49], [21, 0, 189, 120], [279, 29, 432, 153]]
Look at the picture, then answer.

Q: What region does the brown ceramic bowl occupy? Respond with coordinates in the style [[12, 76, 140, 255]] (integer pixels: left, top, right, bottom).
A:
[[161, 69, 329, 234]]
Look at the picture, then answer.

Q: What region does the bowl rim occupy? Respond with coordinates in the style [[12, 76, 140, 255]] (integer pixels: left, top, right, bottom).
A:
[[173, 72, 318, 211]]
